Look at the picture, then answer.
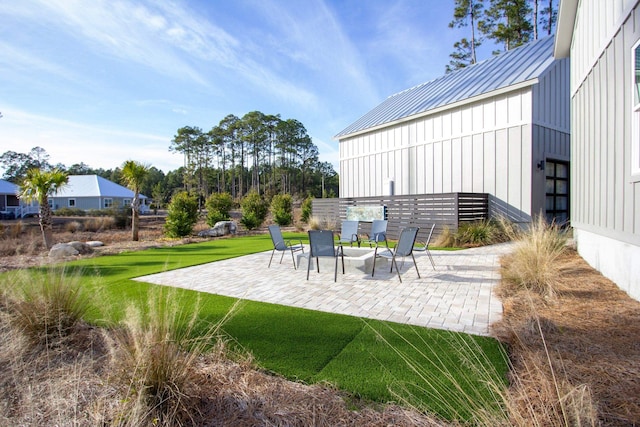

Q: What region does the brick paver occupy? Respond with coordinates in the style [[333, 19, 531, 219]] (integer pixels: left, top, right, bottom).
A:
[[134, 243, 512, 336]]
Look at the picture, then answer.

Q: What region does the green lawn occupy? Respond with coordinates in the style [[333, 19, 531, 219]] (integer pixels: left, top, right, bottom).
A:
[[1, 233, 507, 422]]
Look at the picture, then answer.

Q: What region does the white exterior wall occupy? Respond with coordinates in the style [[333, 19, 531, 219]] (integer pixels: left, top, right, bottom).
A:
[[340, 88, 535, 222], [565, 0, 640, 299]]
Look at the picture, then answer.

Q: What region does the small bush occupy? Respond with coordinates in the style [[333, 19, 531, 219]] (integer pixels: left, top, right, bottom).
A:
[[456, 221, 496, 247], [270, 193, 293, 226], [110, 288, 228, 424], [65, 220, 83, 233], [308, 215, 337, 231], [54, 207, 86, 217], [164, 191, 199, 238], [84, 216, 117, 232], [300, 196, 313, 223], [7, 267, 92, 348], [240, 190, 268, 230], [205, 192, 234, 227], [500, 216, 568, 298]]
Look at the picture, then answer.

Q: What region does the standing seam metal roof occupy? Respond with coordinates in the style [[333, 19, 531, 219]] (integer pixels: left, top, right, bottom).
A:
[[53, 175, 147, 199], [335, 35, 556, 138]]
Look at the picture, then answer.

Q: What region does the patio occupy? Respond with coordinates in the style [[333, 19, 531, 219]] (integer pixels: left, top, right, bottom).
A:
[[135, 243, 511, 336]]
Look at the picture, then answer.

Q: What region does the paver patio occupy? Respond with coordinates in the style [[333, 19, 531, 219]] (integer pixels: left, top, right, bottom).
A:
[[134, 243, 512, 336]]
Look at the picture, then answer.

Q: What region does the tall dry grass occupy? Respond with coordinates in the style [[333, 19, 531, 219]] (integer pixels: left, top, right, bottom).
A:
[[5, 266, 92, 348], [500, 216, 568, 298], [308, 215, 338, 231]]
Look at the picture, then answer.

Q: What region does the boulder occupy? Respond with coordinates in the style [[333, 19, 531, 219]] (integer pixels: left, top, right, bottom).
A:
[[49, 241, 94, 259], [198, 220, 237, 237], [86, 241, 104, 248]]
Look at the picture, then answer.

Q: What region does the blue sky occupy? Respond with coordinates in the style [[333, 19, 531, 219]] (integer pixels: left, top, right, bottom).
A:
[[1, 0, 479, 174]]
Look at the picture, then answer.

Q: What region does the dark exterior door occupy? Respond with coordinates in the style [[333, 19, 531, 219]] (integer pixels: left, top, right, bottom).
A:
[[545, 160, 569, 225]]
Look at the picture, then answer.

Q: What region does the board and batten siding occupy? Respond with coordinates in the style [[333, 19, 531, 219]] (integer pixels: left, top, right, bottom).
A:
[[565, 0, 640, 298], [341, 88, 539, 222]]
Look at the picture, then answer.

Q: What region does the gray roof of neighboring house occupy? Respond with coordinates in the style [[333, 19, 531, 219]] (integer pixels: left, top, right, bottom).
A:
[[53, 175, 147, 199], [0, 179, 18, 195], [336, 35, 557, 138]]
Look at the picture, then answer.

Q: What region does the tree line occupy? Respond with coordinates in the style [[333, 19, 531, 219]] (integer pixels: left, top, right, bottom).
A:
[[0, 111, 339, 207], [447, 0, 558, 73], [170, 111, 338, 206]]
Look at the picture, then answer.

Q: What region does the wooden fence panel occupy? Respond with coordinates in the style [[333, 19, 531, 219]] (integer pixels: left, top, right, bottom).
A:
[[311, 193, 489, 241]]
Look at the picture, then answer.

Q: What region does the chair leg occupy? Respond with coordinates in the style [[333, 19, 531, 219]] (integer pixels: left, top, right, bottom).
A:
[[426, 248, 436, 270], [371, 246, 379, 277], [411, 253, 421, 278], [289, 248, 297, 270], [334, 255, 338, 282], [279, 250, 286, 264], [268, 249, 276, 268], [391, 256, 402, 282], [316, 257, 320, 273], [307, 254, 312, 280]]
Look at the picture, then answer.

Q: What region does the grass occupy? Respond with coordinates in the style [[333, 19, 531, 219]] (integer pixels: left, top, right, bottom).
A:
[[0, 232, 509, 423]]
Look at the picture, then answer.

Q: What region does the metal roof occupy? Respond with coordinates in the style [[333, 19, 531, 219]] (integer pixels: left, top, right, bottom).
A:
[[0, 179, 19, 195], [336, 35, 557, 138], [53, 175, 147, 199]]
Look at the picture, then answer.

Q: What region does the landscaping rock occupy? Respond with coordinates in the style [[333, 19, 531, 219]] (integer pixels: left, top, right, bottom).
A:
[[49, 241, 94, 259], [198, 220, 237, 237], [86, 241, 104, 248]]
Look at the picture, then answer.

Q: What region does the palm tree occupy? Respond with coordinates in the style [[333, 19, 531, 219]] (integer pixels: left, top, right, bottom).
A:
[[19, 168, 68, 249], [121, 160, 150, 241]]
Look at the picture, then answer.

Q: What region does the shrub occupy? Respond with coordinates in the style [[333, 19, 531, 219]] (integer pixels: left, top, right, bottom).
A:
[[240, 190, 268, 230], [205, 192, 234, 227], [456, 221, 496, 247], [7, 267, 92, 348], [308, 215, 337, 231], [64, 220, 83, 233], [84, 216, 116, 232], [110, 288, 228, 424], [270, 193, 293, 226], [500, 216, 568, 298], [53, 207, 86, 217], [164, 191, 199, 238], [300, 196, 313, 223]]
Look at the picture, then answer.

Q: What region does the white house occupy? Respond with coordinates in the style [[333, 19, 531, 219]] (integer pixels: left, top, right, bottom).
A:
[[336, 36, 570, 225], [50, 175, 149, 213], [555, 0, 640, 299]]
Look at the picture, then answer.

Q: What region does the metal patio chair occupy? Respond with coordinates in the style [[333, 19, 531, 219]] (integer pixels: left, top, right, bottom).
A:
[[337, 220, 360, 247], [372, 226, 420, 283], [268, 224, 304, 269], [366, 219, 388, 248], [413, 223, 436, 270], [307, 230, 344, 282]]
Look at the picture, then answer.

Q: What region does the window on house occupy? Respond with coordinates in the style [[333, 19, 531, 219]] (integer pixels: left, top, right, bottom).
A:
[[123, 199, 131, 207], [104, 198, 113, 209], [68, 198, 76, 208], [632, 42, 640, 177]]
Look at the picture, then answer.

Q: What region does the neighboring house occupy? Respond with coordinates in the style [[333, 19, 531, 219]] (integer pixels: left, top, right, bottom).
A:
[[0, 179, 38, 219], [555, 0, 640, 299], [50, 175, 149, 213], [336, 36, 570, 224]]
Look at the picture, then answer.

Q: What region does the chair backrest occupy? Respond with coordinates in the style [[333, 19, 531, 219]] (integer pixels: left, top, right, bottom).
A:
[[340, 220, 359, 239], [395, 227, 420, 257], [308, 230, 337, 257], [370, 220, 388, 241], [268, 225, 286, 250]]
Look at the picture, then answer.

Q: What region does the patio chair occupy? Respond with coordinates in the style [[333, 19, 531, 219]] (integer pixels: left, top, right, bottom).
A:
[[337, 220, 360, 247], [372, 226, 420, 283], [413, 223, 436, 270], [307, 230, 344, 282], [268, 224, 304, 269], [366, 219, 388, 248]]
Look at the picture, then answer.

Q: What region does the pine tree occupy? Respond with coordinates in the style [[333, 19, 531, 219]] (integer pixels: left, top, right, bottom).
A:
[[447, 0, 484, 73], [478, 0, 533, 52]]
